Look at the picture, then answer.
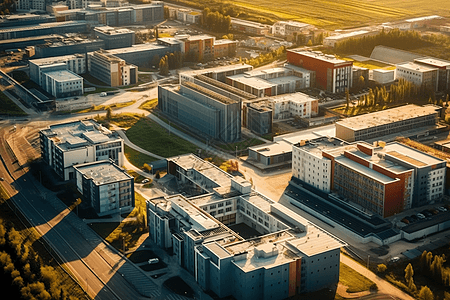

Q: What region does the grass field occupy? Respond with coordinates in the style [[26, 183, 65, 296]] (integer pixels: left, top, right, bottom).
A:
[[0, 91, 27, 116], [126, 117, 198, 157], [124, 144, 158, 169], [228, 0, 450, 29], [339, 262, 375, 293]]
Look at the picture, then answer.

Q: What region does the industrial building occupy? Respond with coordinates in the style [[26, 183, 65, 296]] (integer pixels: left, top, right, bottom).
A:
[[40, 66, 84, 98], [29, 53, 87, 84], [147, 154, 345, 300], [292, 138, 446, 217], [287, 49, 353, 93], [88, 50, 138, 86], [272, 21, 313, 37], [0, 34, 62, 52], [74, 160, 134, 217], [94, 26, 135, 49], [158, 82, 241, 143], [335, 104, 442, 142], [323, 30, 378, 48], [39, 119, 124, 180], [371, 69, 395, 85]]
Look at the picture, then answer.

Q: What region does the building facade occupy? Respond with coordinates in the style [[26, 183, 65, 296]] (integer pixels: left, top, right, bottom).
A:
[[287, 49, 353, 93], [41, 68, 84, 98], [39, 119, 124, 180], [74, 160, 134, 217], [396, 62, 438, 91], [88, 50, 138, 86], [147, 154, 345, 300], [292, 138, 446, 217], [29, 53, 86, 84], [158, 82, 241, 143], [335, 104, 441, 142], [414, 57, 450, 91], [94, 26, 135, 50]]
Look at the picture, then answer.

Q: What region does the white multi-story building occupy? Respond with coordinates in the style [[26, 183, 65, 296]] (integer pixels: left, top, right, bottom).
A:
[[272, 21, 313, 37], [271, 92, 319, 120], [15, 0, 46, 11], [29, 54, 86, 85], [74, 160, 134, 217], [396, 62, 438, 91], [39, 119, 124, 180], [40, 67, 84, 98]]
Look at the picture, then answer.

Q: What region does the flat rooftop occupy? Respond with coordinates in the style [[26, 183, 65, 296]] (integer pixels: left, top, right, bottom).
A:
[[30, 53, 85, 65], [268, 75, 301, 85], [44, 69, 82, 82], [415, 57, 450, 68], [40, 119, 120, 151], [325, 30, 371, 40], [336, 104, 439, 131], [74, 160, 131, 185], [397, 61, 437, 72], [294, 137, 347, 158], [0, 20, 87, 33], [106, 42, 168, 55], [249, 140, 292, 158], [384, 142, 445, 167], [288, 49, 351, 65], [94, 26, 134, 35], [227, 74, 276, 89]]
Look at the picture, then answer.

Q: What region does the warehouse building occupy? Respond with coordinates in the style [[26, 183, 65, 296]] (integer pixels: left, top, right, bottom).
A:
[[147, 154, 345, 300], [0, 21, 89, 40], [35, 37, 105, 58], [158, 82, 241, 143], [39, 119, 124, 180], [74, 160, 134, 217]]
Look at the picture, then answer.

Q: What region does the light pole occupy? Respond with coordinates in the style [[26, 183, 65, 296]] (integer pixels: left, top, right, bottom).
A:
[[367, 255, 370, 274], [235, 146, 238, 158]]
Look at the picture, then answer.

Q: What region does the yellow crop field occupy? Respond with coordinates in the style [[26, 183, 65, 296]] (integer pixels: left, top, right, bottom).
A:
[[228, 0, 450, 29]]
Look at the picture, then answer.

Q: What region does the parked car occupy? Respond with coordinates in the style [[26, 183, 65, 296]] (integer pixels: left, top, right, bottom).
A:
[[437, 206, 447, 212], [148, 258, 159, 264], [421, 210, 433, 217], [401, 218, 410, 224], [389, 257, 400, 263], [142, 179, 149, 184], [427, 208, 439, 215], [0, 177, 4, 181], [416, 213, 426, 219]]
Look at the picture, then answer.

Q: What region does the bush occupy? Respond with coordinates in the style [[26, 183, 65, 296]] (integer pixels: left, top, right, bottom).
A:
[[377, 264, 387, 273]]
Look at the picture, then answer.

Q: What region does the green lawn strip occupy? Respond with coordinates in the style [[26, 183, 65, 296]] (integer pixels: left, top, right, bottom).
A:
[[339, 262, 375, 293], [124, 144, 158, 169], [126, 117, 198, 157], [0, 91, 27, 116]]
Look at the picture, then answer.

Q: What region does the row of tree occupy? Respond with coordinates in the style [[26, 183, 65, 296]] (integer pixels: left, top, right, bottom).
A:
[[158, 52, 184, 75], [244, 46, 286, 68], [202, 8, 231, 33], [419, 250, 450, 287], [0, 220, 76, 299], [335, 29, 432, 56], [0, 0, 14, 15]]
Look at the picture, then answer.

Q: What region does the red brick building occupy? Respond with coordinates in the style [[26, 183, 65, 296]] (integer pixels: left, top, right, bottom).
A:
[[287, 49, 353, 93]]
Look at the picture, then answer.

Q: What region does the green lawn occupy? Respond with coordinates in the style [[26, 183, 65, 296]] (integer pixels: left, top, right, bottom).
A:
[[339, 263, 375, 293], [124, 145, 158, 169], [139, 98, 158, 112], [126, 117, 198, 157], [0, 91, 27, 116]]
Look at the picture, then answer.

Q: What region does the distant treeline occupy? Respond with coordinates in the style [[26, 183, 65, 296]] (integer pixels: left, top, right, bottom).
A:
[[334, 29, 433, 56]]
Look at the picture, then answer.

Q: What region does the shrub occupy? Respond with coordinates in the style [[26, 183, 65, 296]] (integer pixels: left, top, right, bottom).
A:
[[377, 264, 387, 273]]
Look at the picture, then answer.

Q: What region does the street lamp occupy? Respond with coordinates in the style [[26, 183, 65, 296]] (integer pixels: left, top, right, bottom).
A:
[[235, 146, 238, 158]]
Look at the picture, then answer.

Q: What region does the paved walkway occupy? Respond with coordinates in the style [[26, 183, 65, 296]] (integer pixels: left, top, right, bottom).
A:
[[341, 255, 415, 300]]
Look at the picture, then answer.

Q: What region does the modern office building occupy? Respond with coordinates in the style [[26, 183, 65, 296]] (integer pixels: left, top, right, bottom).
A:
[[74, 160, 134, 217], [88, 50, 138, 86], [29, 53, 87, 84], [40, 67, 84, 98], [396, 62, 438, 91], [335, 104, 442, 142], [372, 69, 395, 85], [287, 49, 353, 93], [231, 19, 271, 35], [292, 138, 446, 217], [15, 0, 47, 11], [35, 37, 105, 58], [94, 26, 135, 49], [158, 82, 241, 142], [245, 101, 273, 135], [147, 154, 345, 300], [0, 20, 89, 40], [39, 119, 124, 180], [176, 8, 202, 24], [272, 21, 313, 37]]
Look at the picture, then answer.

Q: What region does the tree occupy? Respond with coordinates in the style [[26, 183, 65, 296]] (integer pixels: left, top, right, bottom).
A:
[[106, 107, 112, 120], [306, 39, 313, 46], [377, 264, 387, 273], [404, 263, 416, 292], [143, 163, 152, 173], [159, 56, 169, 76], [418, 286, 434, 300]]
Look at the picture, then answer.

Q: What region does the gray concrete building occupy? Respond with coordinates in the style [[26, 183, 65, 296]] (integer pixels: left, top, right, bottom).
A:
[[147, 154, 345, 300], [0, 20, 89, 40], [94, 26, 135, 50], [158, 82, 241, 143], [29, 53, 86, 84]]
